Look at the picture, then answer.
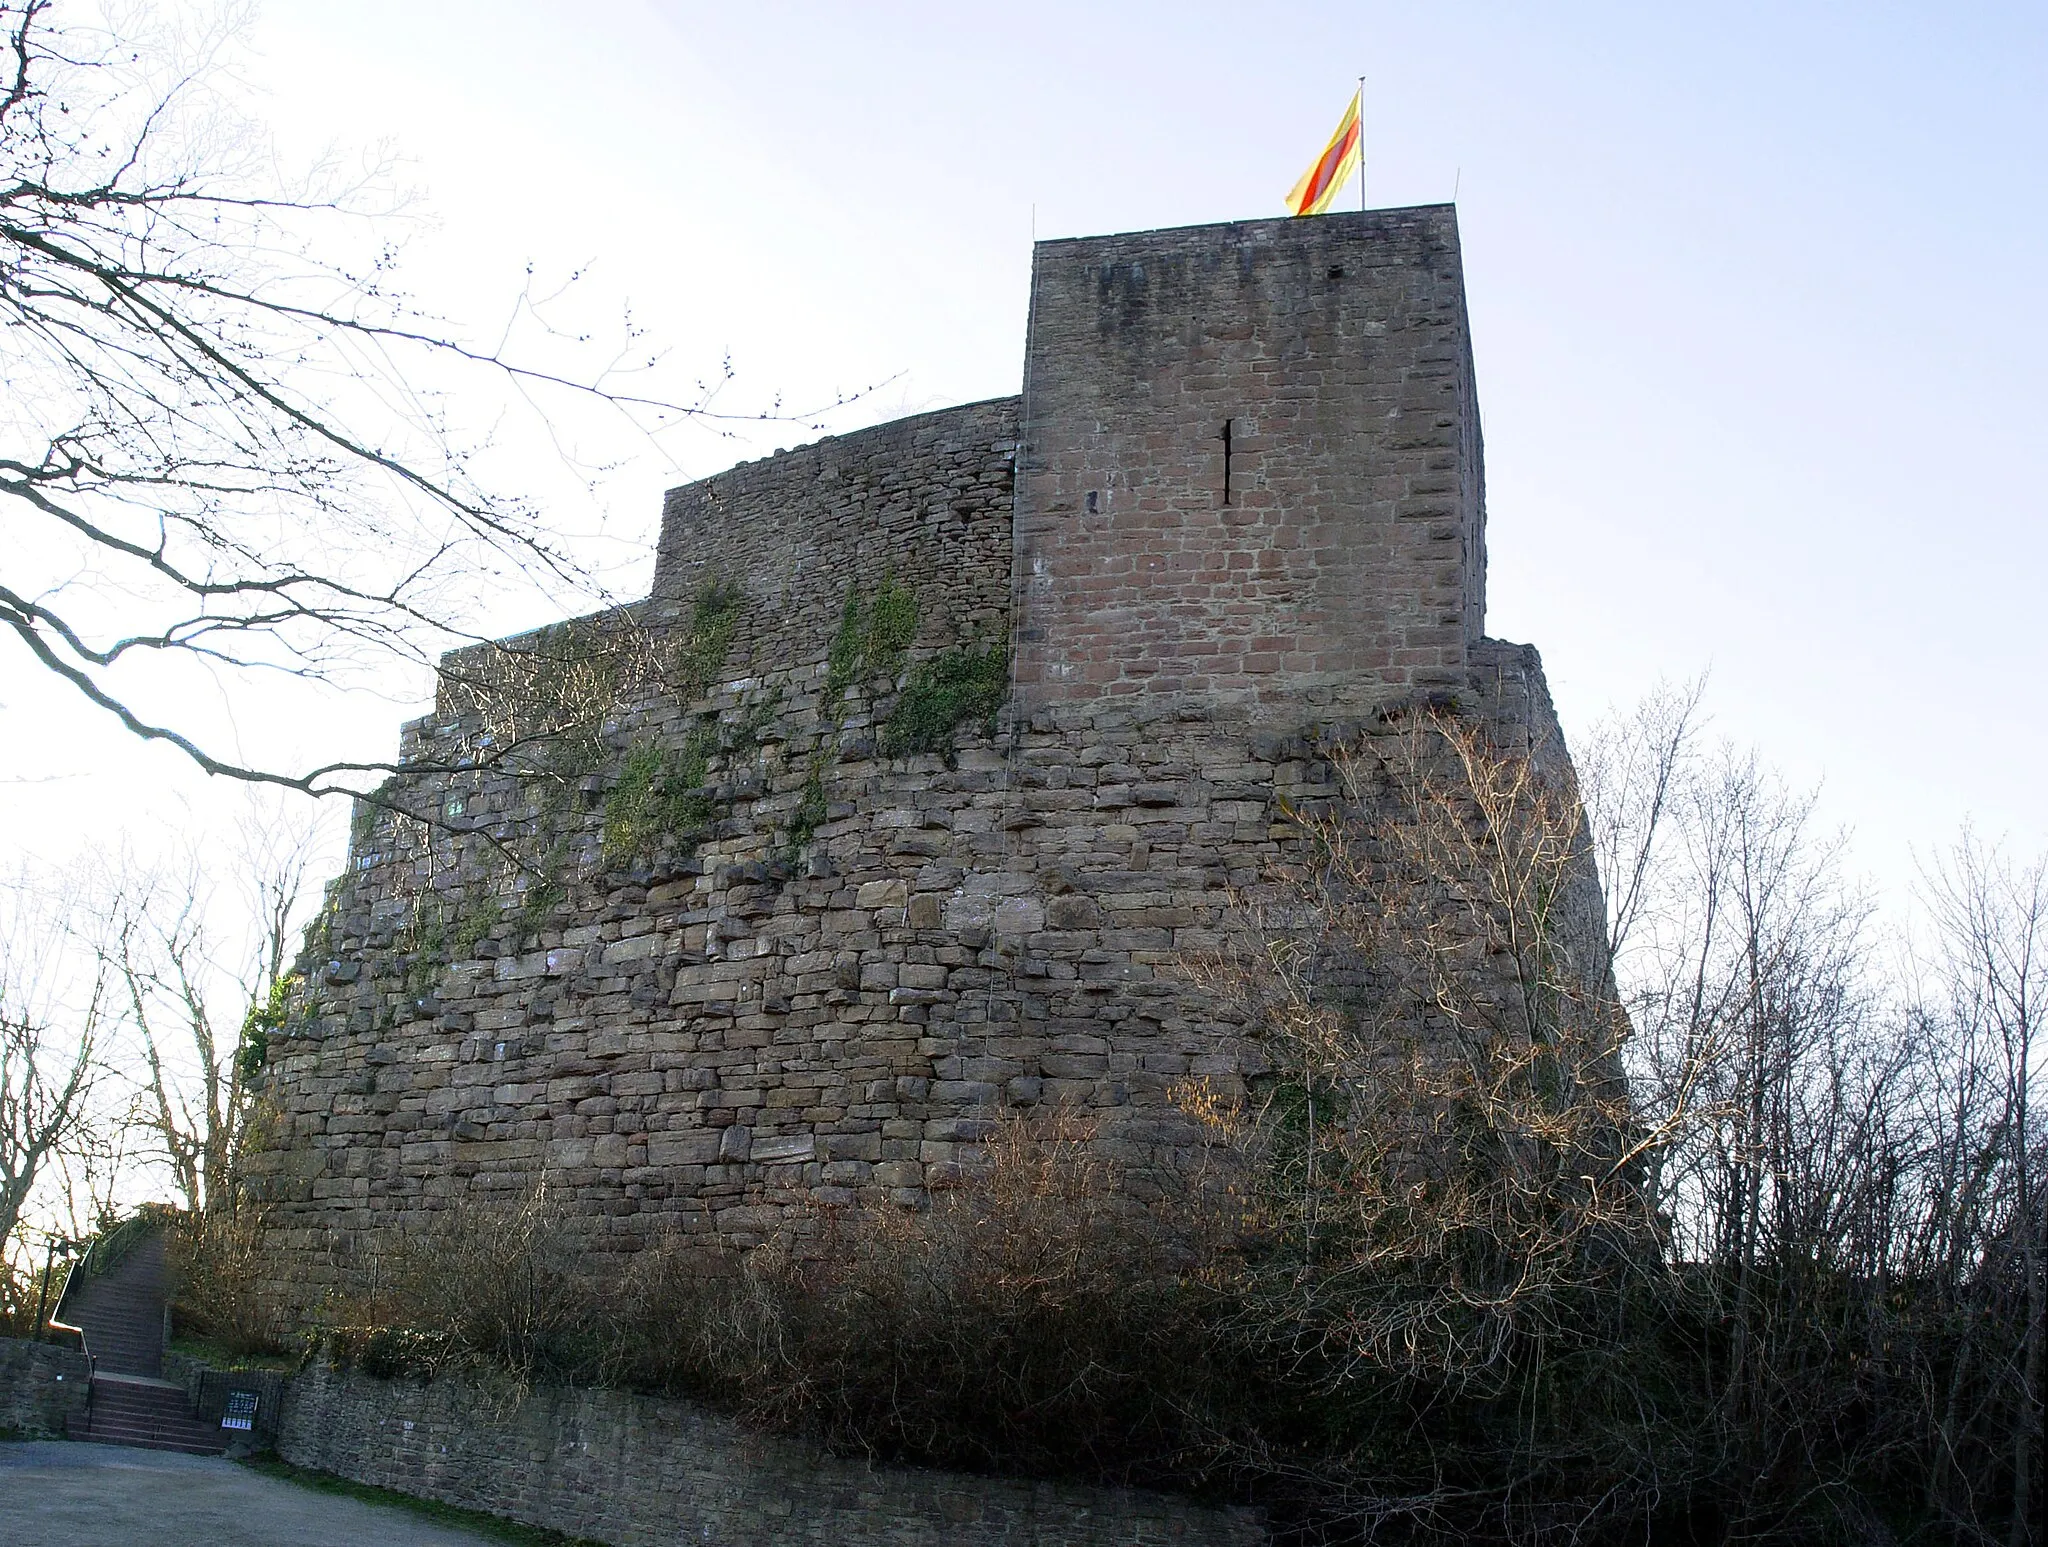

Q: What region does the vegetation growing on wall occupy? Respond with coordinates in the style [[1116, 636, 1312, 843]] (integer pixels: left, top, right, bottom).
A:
[[488, 615, 648, 789], [373, 582, 757, 942], [825, 576, 919, 702], [517, 858, 568, 939], [448, 886, 498, 960], [785, 766, 830, 854], [601, 725, 720, 866], [668, 582, 746, 702], [880, 645, 1007, 760], [237, 974, 298, 1081], [432, 581, 743, 813]]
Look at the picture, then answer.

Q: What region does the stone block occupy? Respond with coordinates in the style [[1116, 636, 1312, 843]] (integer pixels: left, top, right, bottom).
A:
[[993, 897, 1045, 936], [1045, 895, 1100, 929], [855, 879, 908, 909], [750, 1135, 814, 1165]]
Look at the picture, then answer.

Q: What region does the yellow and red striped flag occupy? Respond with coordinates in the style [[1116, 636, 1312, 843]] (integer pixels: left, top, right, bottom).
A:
[[1284, 88, 1363, 217]]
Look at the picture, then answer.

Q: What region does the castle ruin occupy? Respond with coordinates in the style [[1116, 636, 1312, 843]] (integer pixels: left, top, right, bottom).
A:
[[246, 205, 1589, 1289]]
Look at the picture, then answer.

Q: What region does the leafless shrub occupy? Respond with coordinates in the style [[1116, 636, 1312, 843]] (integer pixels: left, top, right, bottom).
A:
[[712, 1110, 1228, 1480], [164, 1206, 291, 1357], [324, 1181, 601, 1394], [317, 1115, 1240, 1488], [1180, 711, 1678, 1539]]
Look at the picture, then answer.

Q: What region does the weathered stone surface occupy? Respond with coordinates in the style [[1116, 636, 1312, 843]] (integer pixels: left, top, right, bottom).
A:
[[0, 1336, 89, 1437], [243, 209, 1597, 1300], [279, 1361, 1264, 1546], [1014, 207, 1484, 719]]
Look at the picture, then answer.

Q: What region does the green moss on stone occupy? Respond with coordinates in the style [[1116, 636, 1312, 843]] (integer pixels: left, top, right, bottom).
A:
[[826, 576, 920, 702], [602, 724, 719, 865], [670, 581, 745, 701], [881, 646, 1008, 762], [450, 887, 498, 959], [786, 766, 830, 852]]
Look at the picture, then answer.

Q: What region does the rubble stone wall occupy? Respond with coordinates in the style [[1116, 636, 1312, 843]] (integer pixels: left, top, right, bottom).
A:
[[279, 1360, 1265, 1547], [650, 396, 1018, 675], [0, 1336, 89, 1437], [242, 208, 1579, 1302]]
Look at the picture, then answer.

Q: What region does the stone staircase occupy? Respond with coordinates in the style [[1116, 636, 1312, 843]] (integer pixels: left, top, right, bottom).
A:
[[54, 1227, 225, 1455]]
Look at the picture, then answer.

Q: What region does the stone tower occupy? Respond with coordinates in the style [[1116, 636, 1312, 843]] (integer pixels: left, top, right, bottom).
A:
[[246, 207, 1582, 1294], [1015, 207, 1484, 718]]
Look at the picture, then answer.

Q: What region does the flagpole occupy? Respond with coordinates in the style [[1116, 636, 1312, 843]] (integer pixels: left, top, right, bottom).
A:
[[1358, 77, 1367, 212]]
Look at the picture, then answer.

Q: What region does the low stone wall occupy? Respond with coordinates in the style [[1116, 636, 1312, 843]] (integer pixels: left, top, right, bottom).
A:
[[165, 1348, 287, 1455], [279, 1360, 1263, 1547], [0, 1336, 89, 1437]]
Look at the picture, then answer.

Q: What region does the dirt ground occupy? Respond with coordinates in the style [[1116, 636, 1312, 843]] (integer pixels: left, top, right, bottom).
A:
[[0, 1440, 511, 1546]]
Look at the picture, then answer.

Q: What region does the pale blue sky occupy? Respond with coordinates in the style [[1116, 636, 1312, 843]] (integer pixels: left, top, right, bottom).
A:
[[4, 1, 2043, 902]]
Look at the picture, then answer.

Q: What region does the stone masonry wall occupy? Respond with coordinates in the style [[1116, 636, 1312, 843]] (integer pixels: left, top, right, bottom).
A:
[[1013, 207, 1484, 720], [246, 397, 1043, 1284], [651, 397, 1018, 672], [243, 208, 1582, 1304], [0, 1336, 89, 1437], [279, 1360, 1264, 1547], [246, 632, 1573, 1289]]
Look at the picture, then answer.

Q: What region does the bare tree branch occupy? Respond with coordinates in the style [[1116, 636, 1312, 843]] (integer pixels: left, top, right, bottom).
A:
[[0, 1, 874, 798]]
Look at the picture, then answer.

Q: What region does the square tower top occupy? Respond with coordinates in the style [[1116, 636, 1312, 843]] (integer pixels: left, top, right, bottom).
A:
[[1012, 204, 1485, 722]]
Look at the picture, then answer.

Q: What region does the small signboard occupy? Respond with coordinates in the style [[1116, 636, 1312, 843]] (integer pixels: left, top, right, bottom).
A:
[[222, 1390, 260, 1432]]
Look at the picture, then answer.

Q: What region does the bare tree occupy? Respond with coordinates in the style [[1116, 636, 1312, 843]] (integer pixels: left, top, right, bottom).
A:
[[0, 867, 106, 1248], [1925, 836, 2047, 1547], [1584, 689, 2047, 1542], [0, 0, 783, 797], [1180, 711, 1670, 1535], [1576, 676, 1706, 963], [1170, 690, 2046, 1542], [107, 810, 319, 1214]]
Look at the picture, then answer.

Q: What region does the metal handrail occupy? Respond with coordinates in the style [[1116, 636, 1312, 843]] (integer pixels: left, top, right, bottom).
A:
[[46, 1251, 87, 1334], [43, 1211, 181, 1441], [46, 1309, 96, 1436], [73, 1213, 160, 1281]]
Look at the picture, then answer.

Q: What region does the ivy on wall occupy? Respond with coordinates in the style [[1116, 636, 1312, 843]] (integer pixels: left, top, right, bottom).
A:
[[668, 582, 745, 701], [602, 725, 720, 865], [881, 645, 1008, 762], [826, 576, 919, 702]]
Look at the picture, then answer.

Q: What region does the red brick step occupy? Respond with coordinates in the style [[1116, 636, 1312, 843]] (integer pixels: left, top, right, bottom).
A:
[[51, 1225, 227, 1455]]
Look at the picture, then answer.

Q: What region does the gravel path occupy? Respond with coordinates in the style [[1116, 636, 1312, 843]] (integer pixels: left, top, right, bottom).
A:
[[0, 1440, 512, 1546]]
